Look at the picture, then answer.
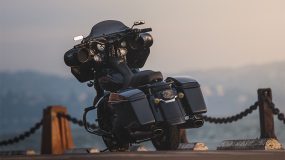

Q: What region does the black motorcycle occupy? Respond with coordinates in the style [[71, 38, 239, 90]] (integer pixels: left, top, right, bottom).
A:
[[64, 20, 207, 151]]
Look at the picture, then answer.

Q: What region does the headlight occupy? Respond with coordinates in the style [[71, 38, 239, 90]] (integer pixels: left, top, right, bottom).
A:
[[89, 48, 96, 57], [97, 43, 105, 52], [136, 33, 153, 48], [118, 48, 128, 56], [93, 54, 102, 62], [120, 41, 127, 47]]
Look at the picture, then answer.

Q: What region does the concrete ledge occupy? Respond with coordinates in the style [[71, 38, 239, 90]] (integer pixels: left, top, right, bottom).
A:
[[129, 145, 148, 152], [4, 150, 285, 160], [64, 147, 100, 154], [178, 142, 208, 151], [0, 150, 36, 156], [217, 138, 284, 150]]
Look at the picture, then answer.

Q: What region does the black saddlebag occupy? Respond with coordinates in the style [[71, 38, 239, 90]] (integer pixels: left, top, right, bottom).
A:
[[158, 100, 186, 125], [111, 89, 155, 128], [166, 77, 207, 115], [148, 81, 186, 125]]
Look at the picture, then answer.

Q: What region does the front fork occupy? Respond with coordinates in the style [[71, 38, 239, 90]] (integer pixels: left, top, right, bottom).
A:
[[82, 79, 111, 137]]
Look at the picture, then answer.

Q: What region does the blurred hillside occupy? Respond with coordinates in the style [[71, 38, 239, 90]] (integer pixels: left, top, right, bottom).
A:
[[179, 61, 285, 115], [0, 71, 95, 133], [1, 61, 285, 133]]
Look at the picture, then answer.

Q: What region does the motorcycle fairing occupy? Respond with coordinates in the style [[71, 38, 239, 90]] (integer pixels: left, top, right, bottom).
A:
[[89, 20, 129, 38], [71, 64, 94, 82], [68, 20, 152, 83]]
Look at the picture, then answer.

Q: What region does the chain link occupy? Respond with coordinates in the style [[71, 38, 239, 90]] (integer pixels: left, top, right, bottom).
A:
[[265, 98, 285, 124], [202, 101, 259, 124], [57, 113, 98, 129], [0, 120, 43, 146], [0, 113, 97, 147]]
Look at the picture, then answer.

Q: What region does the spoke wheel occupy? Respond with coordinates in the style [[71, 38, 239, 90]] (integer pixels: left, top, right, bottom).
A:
[[97, 98, 129, 151]]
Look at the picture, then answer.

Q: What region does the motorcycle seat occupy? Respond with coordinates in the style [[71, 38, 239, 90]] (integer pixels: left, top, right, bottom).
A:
[[98, 70, 163, 91], [131, 70, 163, 87]]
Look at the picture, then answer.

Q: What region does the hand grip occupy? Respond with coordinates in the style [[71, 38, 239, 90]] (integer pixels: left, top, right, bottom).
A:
[[139, 28, 152, 33], [133, 28, 152, 33]]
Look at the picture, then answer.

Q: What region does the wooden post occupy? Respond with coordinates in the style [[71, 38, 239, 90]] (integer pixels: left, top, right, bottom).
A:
[[257, 88, 277, 139], [41, 106, 74, 154], [180, 129, 189, 143]]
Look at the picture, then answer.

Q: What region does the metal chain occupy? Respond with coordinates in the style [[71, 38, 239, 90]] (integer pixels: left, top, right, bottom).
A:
[[202, 101, 259, 124], [0, 120, 43, 146], [265, 98, 285, 124], [57, 113, 98, 129], [0, 113, 97, 147]]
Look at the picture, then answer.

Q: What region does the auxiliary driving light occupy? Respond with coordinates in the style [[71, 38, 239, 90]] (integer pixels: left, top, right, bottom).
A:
[[178, 92, 184, 99], [154, 98, 160, 104]]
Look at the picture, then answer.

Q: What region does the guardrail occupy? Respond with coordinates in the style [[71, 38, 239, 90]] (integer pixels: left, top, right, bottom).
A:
[[203, 88, 284, 138], [0, 88, 284, 154]]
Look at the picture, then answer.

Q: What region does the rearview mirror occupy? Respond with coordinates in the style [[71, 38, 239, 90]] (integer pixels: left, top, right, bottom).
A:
[[132, 20, 145, 28], [134, 20, 145, 25]]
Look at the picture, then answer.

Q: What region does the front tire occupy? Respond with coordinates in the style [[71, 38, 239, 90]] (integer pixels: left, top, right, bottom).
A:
[[97, 97, 130, 151], [151, 125, 180, 150]]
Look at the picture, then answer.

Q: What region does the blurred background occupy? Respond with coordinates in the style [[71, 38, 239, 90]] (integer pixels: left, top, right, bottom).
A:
[[0, 0, 284, 151]]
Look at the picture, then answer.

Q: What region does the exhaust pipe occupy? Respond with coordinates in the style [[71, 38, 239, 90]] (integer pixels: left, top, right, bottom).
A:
[[130, 129, 164, 140], [130, 131, 153, 140], [193, 119, 204, 127], [178, 115, 204, 129]]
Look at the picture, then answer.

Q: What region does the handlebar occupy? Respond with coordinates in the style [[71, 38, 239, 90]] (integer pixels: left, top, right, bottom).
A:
[[135, 28, 152, 33], [75, 27, 152, 48]]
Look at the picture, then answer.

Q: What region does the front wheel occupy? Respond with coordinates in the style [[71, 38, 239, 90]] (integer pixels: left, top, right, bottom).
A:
[[151, 125, 180, 150], [97, 97, 130, 151]]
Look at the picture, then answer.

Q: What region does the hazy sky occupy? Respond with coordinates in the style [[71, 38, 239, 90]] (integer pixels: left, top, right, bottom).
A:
[[1, 0, 285, 76]]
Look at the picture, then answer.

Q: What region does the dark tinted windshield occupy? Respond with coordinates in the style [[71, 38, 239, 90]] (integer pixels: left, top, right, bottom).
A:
[[89, 20, 129, 37]]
